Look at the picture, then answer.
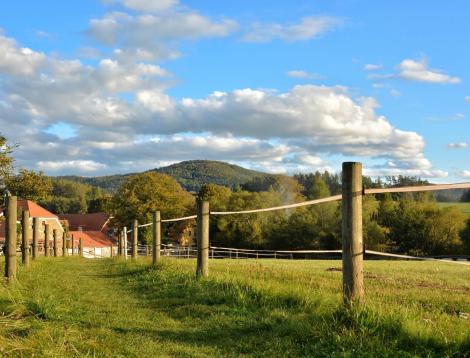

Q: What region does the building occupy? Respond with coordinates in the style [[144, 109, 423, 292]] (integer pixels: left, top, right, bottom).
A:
[[59, 213, 116, 258], [0, 199, 65, 255]]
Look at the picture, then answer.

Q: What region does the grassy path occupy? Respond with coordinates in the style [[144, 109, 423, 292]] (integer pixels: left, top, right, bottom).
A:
[[1, 257, 470, 357]]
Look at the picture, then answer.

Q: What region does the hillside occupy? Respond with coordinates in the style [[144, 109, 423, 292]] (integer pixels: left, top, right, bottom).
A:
[[156, 160, 271, 192], [57, 160, 272, 193]]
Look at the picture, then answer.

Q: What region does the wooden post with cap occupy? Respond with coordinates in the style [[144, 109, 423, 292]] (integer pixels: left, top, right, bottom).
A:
[[152, 211, 161, 266], [196, 200, 209, 278], [132, 220, 138, 259], [342, 162, 364, 305]]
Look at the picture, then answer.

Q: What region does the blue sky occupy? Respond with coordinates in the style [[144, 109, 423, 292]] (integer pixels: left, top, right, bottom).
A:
[[0, 0, 469, 180]]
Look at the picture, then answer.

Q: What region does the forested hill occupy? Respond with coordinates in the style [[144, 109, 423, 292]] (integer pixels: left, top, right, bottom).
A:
[[57, 160, 273, 193], [156, 160, 272, 192]]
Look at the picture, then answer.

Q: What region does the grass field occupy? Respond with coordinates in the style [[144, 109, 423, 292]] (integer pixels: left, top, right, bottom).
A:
[[1, 257, 469, 357], [438, 202, 470, 217]]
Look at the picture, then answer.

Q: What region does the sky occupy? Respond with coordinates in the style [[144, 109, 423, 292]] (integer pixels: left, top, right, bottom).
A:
[[0, 0, 469, 181]]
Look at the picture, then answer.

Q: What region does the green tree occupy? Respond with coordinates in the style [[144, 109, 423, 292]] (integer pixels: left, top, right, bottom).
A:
[[111, 172, 195, 242], [198, 184, 232, 211], [0, 135, 14, 190], [386, 199, 465, 255], [6, 169, 53, 202], [362, 195, 389, 250], [242, 175, 304, 203], [214, 190, 285, 248], [460, 218, 470, 254]]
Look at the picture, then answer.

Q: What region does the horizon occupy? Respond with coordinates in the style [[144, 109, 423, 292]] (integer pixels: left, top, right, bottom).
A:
[[0, 1, 469, 182]]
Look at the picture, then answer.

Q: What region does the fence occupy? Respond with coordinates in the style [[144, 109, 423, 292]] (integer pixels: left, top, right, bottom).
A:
[[4, 162, 470, 306], [120, 162, 470, 305]]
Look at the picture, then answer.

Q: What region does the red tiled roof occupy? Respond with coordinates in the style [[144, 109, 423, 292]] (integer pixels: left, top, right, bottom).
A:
[[0, 200, 60, 241], [59, 213, 110, 232], [69, 231, 116, 248], [17, 200, 57, 218]]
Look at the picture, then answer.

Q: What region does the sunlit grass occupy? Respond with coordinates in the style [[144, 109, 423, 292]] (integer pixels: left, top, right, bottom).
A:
[[438, 202, 470, 217], [1, 256, 469, 357]]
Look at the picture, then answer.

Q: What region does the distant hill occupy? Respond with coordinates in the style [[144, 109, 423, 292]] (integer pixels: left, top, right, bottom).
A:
[[57, 160, 273, 193]]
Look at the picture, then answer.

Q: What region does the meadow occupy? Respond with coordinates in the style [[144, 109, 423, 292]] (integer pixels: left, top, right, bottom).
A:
[[0, 257, 469, 357], [438, 202, 470, 217]]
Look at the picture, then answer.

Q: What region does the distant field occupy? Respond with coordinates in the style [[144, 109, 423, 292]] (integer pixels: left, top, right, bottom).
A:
[[438, 202, 470, 217], [1, 257, 469, 357]]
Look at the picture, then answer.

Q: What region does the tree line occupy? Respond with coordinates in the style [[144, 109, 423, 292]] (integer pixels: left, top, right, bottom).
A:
[[109, 171, 470, 256], [1, 134, 469, 255]]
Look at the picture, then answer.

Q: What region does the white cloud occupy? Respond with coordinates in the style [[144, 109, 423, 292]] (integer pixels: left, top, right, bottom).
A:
[[38, 160, 107, 172], [35, 30, 53, 38], [457, 170, 470, 179], [117, 0, 178, 12], [287, 70, 310, 79], [87, 11, 238, 61], [243, 16, 341, 43], [398, 59, 461, 84], [0, 32, 446, 177], [465, 96, 470, 103], [364, 167, 448, 179], [0, 34, 46, 76], [364, 64, 383, 71], [448, 142, 468, 149]]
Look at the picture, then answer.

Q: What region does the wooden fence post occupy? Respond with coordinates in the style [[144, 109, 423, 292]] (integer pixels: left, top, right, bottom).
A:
[[32, 217, 39, 260], [152, 211, 161, 266], [71, 234, 75, 256], [62, 232, 67, 256], [132, 220, 138, 259], [117, 232, 121, 256], [5, 195, 17, 281], [110, 245, 113, 258], [196, 200, 209, 278], [342, 162, 364, 305], [79, 238, 83, 256], [44, 224, 50, 257], [21, 209, 30, 267], [53, 229, 58, 257], [123, 227, 128, 259]]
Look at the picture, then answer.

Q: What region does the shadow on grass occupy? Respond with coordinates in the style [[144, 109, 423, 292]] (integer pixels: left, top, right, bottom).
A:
[[101, 260, 469, 357]]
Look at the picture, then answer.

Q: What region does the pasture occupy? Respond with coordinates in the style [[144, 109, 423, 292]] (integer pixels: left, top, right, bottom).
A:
[[1, 257, 469, 357], [438, 202, 470, 217]]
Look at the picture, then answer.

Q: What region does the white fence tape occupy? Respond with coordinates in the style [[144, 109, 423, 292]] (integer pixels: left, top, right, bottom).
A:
[[365, 250, 470, 266]]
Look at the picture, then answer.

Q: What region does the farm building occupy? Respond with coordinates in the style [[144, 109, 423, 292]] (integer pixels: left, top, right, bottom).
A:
[[59, 213, 117, 258], [0, 199, 65, 255]]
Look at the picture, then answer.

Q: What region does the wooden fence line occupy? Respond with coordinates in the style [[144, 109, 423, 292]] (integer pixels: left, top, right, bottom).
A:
[[4, 162, 470, 305]]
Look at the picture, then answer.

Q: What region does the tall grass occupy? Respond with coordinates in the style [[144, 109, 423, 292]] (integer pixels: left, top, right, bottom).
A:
[[1, 257, 469, 357]]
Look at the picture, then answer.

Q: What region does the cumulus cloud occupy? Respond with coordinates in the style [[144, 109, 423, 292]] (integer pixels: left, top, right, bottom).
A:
[[38, 160, 107, 173], [242, 16, 341, 43], [87, 10, 238, 61], [0, 32, 445, 177], [457, 170, 470, 179], [448, 142, 468, 149], [398, 59, 461, 84]]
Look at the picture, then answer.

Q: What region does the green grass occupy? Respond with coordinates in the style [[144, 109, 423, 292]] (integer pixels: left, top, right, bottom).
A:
[[438, 202, 470, 217], [1, 257, 470, 357]]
